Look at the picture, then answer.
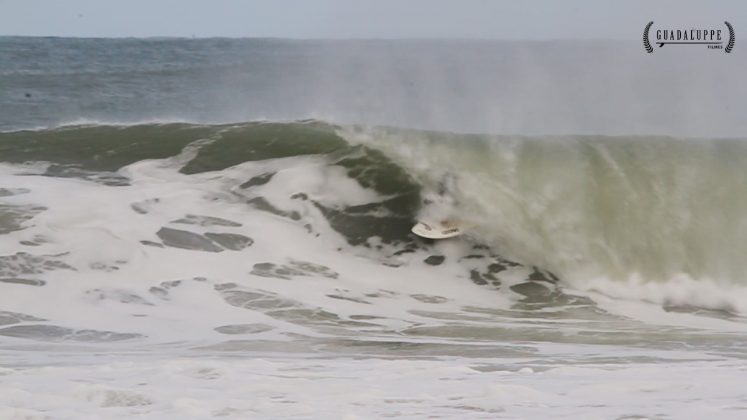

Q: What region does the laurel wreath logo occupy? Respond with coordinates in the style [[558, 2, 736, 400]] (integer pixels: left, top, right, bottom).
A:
[[643, 21, 654, 53], [644, 20, 735, 53], [725, 21, 735, 53]]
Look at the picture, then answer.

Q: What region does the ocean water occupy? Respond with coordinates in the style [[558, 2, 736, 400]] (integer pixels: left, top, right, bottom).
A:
[[1, 37, 747, 419]]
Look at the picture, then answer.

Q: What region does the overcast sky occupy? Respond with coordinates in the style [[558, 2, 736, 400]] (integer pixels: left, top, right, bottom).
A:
[[0, 0, 744, 39]]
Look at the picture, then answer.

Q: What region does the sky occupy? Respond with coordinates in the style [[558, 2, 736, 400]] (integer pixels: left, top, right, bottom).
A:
[[0, 0, 744, 39]]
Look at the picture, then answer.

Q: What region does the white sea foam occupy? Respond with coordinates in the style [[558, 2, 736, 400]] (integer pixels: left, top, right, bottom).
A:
[[1, 354, 746, 419]]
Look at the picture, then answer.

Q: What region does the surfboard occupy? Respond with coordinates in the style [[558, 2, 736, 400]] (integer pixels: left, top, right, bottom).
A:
[[411, 220, 464, 239]]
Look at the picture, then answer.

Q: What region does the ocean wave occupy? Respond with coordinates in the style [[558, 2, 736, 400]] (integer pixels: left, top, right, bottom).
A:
[[2, 120, 747, 313]]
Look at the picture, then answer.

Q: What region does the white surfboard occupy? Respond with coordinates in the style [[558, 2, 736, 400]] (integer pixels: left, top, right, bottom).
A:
[[411, 220, 465, 239]]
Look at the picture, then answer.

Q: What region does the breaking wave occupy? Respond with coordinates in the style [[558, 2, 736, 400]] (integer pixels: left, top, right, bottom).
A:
[[2, 120, 747, 312]]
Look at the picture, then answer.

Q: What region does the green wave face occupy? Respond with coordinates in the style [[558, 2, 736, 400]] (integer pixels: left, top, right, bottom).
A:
[[348, 126, 747, 287], [3, 121, 747, 287], [0, 121, 424, 246]]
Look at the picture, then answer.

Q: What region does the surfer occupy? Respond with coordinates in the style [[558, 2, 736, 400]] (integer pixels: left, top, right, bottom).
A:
[[412, 173, 463, 239], [424, 172, 458, 215]]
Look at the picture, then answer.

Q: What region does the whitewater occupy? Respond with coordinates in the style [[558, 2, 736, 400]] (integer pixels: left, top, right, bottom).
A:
[[1, 37, 747, 419]]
